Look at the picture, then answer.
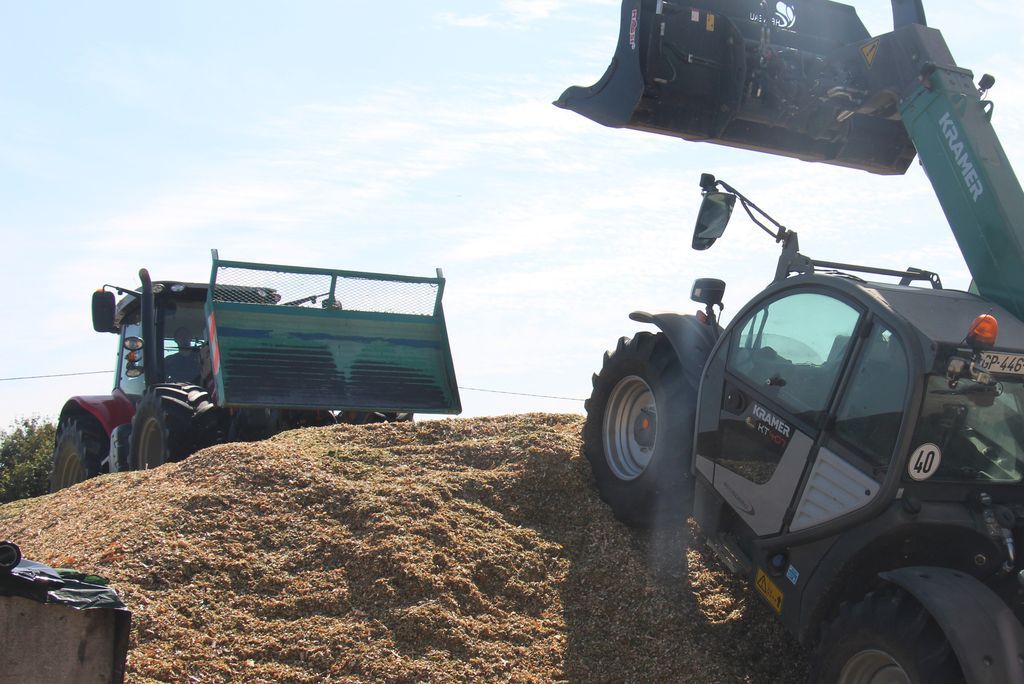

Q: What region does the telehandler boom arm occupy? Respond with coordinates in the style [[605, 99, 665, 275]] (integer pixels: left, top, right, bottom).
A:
[[556, 0, 1024, 319]]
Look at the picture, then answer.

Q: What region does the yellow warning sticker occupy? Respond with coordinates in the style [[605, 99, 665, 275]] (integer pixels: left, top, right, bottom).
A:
[[706, 13, 715, 32], [755, 568, 784, 613], [861, 39, 880, 68]]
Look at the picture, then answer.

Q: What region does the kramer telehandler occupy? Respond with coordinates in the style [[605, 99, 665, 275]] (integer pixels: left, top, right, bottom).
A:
[[558, 1, 1024, 681], [51, 251, 461, 492]]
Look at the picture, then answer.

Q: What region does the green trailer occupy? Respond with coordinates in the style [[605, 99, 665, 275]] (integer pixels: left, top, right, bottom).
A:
[[206, 251, 461, 414]]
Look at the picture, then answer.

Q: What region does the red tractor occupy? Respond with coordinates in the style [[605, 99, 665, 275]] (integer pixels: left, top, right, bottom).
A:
[[52, 251, 461, 491]]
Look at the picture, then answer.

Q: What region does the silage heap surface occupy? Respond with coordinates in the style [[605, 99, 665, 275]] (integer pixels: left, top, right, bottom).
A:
[[0, 414, 807, 683]]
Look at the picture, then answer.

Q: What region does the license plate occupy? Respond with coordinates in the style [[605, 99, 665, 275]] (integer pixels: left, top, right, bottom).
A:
[[755, 568, 783, 613], [979, 352, 1024, 376]]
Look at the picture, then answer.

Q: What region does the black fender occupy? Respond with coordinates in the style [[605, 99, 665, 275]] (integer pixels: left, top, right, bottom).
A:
[[880, 566, 1024, 684], [628, 311, 719, 390]]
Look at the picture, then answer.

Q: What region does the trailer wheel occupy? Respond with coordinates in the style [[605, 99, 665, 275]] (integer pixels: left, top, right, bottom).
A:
[[129, 385, 218, 471], [583, 331, 695, 527], [50, 419, 106, 492], [812, 587, 964, 684]]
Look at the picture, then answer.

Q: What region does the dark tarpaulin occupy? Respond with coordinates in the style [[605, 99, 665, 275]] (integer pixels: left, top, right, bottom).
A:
[[0, 558, 127, 610]]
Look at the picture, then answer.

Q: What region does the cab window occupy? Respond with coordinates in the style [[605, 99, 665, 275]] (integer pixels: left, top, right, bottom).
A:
[[116, 320, 146, 396], [910, 376, 1024, 483], [833, 325, 908, 469], [161, 301, 206, 384], [729, 292, 860, 425]]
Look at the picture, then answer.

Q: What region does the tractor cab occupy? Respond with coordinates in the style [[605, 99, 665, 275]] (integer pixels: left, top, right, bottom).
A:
[[93, 281, 211, 394]]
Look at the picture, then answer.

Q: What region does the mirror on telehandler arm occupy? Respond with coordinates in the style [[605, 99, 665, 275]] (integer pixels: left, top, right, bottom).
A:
[[91, 290, 117, 333], [693, 191, 736, 250]]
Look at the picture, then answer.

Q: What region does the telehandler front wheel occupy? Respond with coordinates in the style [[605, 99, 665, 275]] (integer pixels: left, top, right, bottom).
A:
[[811, 587, 964, 684], [583, 331, 696, 527], [50, 418, 106, 492]]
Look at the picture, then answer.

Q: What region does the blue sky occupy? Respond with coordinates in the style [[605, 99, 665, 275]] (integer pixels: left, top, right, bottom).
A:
[[2, 0, 1023, 428]]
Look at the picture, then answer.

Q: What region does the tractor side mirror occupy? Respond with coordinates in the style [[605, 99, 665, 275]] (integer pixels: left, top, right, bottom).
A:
[[91, 290, 117, 333], [692, 192, 736, 251]]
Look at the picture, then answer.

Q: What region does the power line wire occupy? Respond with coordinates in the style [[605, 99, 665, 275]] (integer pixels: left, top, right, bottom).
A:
[[457, 386, 585, 402], [0, 369, 586, 402], [0, 370, 111, 382]]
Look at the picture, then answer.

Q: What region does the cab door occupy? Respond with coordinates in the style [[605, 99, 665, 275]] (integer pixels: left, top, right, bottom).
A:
[[788, 321, 910, 531], [695, 290, 862, 535]]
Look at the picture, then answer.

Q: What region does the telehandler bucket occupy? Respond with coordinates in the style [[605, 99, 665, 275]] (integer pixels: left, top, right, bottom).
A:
[[205, 254, 461, 414], [555, 0, 918, 175]]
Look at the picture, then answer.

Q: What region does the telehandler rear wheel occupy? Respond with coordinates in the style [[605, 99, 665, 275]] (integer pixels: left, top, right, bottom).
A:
[[129, 385, 217, 470], [50, 419, 106, 492], [811, 587, 964, 683], [583, 332, 696, 527]]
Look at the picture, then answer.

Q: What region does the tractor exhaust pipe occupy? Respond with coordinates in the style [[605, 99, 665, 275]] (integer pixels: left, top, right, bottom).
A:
[[139, 269, 160, 387]]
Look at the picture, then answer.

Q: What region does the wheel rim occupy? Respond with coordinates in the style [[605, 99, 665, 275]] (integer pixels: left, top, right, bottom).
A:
[[55, 441, 83, 487], [838, 649, 911, 684], [136, 418, 165, 470], [603, 375, 657, 480]]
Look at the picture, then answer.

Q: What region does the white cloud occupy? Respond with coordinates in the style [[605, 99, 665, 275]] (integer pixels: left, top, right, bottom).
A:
[[503, 0, 562, 23], [439, 0, 570, 29], [438, 12, 498, 29]]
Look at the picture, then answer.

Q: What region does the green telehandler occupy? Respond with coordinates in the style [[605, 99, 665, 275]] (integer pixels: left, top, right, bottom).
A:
[[558, 1, 1024, 680]]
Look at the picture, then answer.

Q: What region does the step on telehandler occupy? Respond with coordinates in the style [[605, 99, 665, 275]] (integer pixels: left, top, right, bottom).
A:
[[558, 0, 1024, 681], [51, 251, 461, 492]]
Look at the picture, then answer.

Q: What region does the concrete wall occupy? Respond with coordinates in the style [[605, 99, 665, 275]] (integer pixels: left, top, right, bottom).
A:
[[0, 595, 124, 683]]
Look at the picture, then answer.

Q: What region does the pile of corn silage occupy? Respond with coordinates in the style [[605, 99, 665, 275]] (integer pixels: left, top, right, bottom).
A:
[[0, 413, 807, 682]]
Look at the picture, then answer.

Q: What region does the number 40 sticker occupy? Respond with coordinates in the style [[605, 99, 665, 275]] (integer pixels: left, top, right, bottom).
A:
[[908, 443, 942, 481]]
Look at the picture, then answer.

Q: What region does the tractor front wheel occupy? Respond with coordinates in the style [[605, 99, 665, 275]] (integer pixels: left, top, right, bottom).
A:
[[811, 587, 964, 683], [50, 419, 106, 492], [129, 385, 217, 471], [583, 331, 696, 527]]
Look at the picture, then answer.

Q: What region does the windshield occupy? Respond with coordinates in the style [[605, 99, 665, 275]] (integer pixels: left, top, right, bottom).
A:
[[910, 375, 1024, 483], [162, 300, 206, 384]]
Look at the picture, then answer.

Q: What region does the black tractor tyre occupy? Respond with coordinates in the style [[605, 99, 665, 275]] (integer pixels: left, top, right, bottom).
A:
[[337, 411, 414, 425], [231, 408, 337, 441], [129, 384, 219, 471], [583, 331, 697, 527], [810, 586, 965, 684], [50, 418, 107, 492]]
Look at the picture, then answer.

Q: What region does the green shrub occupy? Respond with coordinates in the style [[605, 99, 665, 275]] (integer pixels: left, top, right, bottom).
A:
[[0, 417, 57, 503]]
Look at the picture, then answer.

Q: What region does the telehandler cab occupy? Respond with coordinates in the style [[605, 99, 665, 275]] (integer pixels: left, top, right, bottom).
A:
[[560, 0, 1024, 681]]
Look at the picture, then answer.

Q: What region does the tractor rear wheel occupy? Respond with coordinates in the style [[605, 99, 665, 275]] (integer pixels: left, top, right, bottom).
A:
[[50, 419, 106, 492], [129, 385, 217, 471], [811, 587, 964, 683], [583, 331, 696, 527]]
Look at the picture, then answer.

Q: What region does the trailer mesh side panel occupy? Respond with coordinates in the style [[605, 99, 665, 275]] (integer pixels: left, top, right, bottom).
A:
[[212, 265, 439, 317]]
